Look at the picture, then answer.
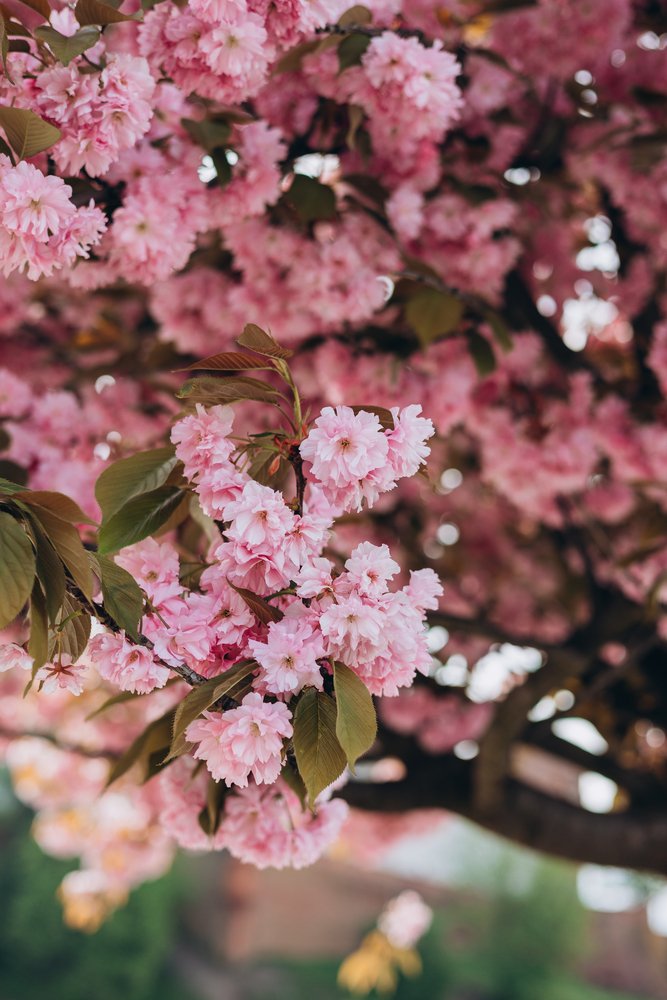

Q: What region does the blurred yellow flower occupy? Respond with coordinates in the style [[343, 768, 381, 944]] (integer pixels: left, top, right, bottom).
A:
[[337, 930, 422, 996]]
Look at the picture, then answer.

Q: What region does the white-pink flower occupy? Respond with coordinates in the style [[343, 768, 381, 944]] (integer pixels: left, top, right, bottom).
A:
[[88, 631, 170, 694], [186, 692, 292, 787], [171, 403, 235, 479], [300, 405, 391, 512], [0, 162, 75, 242], [404, 568, 443, 613], [199, 13, 268, 77], [386, 405, 434, 479], [115, 537, 182, 606], [294, 557, 338, 601], [36, 654, 87, 696], [225, 480, 296, 549], [319, 594, 388, 666], [248, 617, 326, 696], [0, 642, 33, 673], [345, 542, 400, 598]]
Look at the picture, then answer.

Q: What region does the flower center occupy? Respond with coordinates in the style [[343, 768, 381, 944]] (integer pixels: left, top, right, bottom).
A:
[[249, 721, 261, 737], [339, 437, 352, 451], [145, 570, 159, 582], [281, 655, 295, 669]]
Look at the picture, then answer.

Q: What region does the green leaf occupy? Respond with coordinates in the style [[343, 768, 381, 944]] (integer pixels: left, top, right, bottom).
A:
[[280, 761, 307, 808], [74, 0, 139, 25], [86, 688, 146, 720], [484, 309, 513, 352], [333, 661, 377, 773], [247, 448, 289, 487], [177, 376, 282, 407], [0, 14, 14, 85], [0, 425, 16, 453], [467, 330, 497, 376], [237, 323, 293, 360], [106, 709, 176, 787], [210, 147, 232, 191], [338, 5, 372, 25], [349, 405, 395, 432], [97, 486, 188, 555], [48, 594, 91, 664], [180, 117, 232, 151], [28, 579, 48, 675], [406, 288, 463, 347], [166, 660, 258, 760], [98, 554, 143, 640], [0, 107, 60, 160], [14, 490, 97, 525], [0, 463, 27, 487], [286, 174, 336, 224], [31, 505, 93, 600], [151, 489, 190, 538], [273, 38, 320, 74], [15, 0, 49, 20], [226, 580, 284, 625], [32, 524, 66, 625], [198, 775, 228, 835], [337, 31, 370, 72], [33, 23, 100, 64], [177, 351, 273, 373], [4, 20, 35, 36], [293, 688, 347, 805], [0, 511, 35, 629], [95, 445, 178, 524], [189, 492, 216, 544]]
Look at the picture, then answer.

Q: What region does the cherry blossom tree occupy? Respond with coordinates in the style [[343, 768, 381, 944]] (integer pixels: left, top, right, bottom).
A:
[[1, 0, 667, 930]]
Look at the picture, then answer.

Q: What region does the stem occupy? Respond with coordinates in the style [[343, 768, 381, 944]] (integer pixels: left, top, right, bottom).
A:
[[289, 443, 306, 517]]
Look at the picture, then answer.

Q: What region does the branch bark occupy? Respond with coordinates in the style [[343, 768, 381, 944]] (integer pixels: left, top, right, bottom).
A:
[[339, 752, 667, 876]]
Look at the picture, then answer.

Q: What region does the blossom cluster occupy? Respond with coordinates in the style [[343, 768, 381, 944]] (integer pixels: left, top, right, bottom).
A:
[[0, 157, 105, 279], [0, 388, 441, 908], [34, 54, 156, 177]]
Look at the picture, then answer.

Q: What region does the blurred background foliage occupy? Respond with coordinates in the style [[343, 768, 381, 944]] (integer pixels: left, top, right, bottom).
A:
[[0, 763, 650, 1000]]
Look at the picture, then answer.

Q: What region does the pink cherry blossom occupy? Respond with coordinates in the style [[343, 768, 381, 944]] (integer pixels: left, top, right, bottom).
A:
[[36, 655, 87, 696], [186, 692, 292, 787], [345, 541, 400, 598], [248, 617, 326, 696], [319, 594, 388, 667], [0, 642, 33, 673], [0, 162, 75, 241], [87, 631, 170, 694], [171, 403, 235, 479]]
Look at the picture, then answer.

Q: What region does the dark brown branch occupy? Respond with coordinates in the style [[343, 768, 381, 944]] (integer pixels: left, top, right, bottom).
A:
[[288, 444, 306, 517], [524, 725, 667, 804], [339, 753, 667, 876], [66, 581, 209, 688], [503, 269, 591, 372], [427, 609, 559, 653], [473, 646, 593, 815], [315, 22, 425, 41]]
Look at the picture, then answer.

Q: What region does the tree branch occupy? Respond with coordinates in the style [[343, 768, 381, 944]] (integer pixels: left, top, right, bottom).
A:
[[472, 646, 592, 815], [339, 752, 667, 876]]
